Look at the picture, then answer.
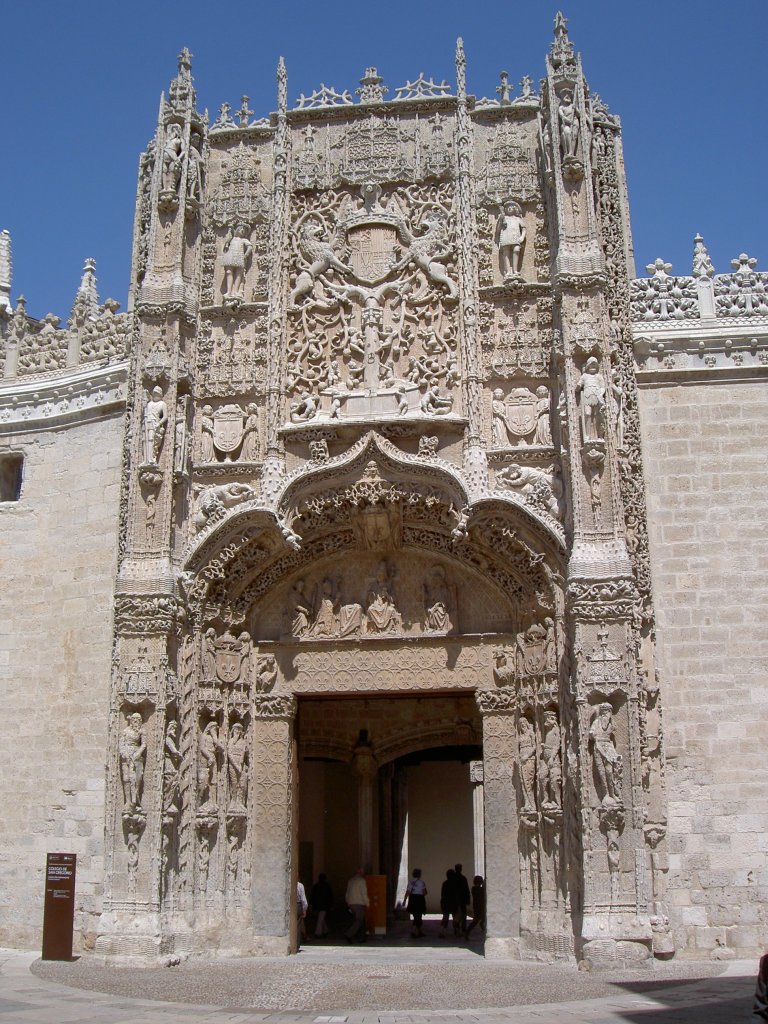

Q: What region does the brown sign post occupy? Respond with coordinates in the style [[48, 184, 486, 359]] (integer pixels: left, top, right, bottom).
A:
[[42, 853, 76, 960]]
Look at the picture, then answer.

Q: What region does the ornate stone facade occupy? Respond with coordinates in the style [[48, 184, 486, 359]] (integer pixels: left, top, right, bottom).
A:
[[1, 18, 767, 965]]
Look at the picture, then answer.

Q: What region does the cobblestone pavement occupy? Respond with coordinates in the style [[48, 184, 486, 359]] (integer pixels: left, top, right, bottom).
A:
[[1, 946, 758, 1023]]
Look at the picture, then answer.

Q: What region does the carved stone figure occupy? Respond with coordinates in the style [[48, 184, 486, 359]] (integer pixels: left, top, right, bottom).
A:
[[143, 387, 168, 464], [496, 462, 564, 520], [400, 209, 458, 299], [543, 617, 557, 675], [227, 722, 249, 810], [290, 391, 318, 422], [610, 368, 625, 449], [290, 219, 351, 306], [289, 578, 315, 638], [589, 703, 623, 806], [242, 403, 259, 460], [222, 224, 253, 301], [193, 482, 255, 531], [198, 720, 223, 810], [365, 562, 402, 634], [200, 405, 215, 462], [254, 655, 277, 692], [186, 133, 203, 201], [576, 356, 606, 443], [494, 199, 526, 281], [161, 124, 184, 195], [420, 384, 453, 416], [423, 565, 455, 633], [534, 385, 553, 446], [310, 577, 340, 637], [491, 388, 510, 446], [518, 716, 537, 811], [539, 709, 562, 808], [202, 627, 217, 682], [119, 712, 146, 811], [557, 90, 580, 161], [163, 719, 181, 815]]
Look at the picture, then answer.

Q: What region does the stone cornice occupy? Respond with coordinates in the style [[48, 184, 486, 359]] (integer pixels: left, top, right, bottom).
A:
[[632, 320, 768, 386], [0, 359, 128, 432]]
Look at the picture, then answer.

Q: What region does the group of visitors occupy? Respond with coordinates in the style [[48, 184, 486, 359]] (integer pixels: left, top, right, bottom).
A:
[[295, 863, 487, 946], [404, 863, 486, 940]]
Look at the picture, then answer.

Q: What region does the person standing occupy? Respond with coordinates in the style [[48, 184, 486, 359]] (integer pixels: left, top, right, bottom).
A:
[[404, 868, 428, 938], [454, 863, 471, 935], [344, 867, 369, 943], [464, 875, 487, 940], [296, 880, 308, 948], [310, 872, 333, 938], [439, 868, 459, 938]]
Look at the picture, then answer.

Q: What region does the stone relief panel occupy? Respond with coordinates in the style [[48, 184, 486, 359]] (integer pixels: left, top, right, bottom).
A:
[[478, 296, 555, 379], [250, 551, 514, 642], [284, 181, 460, 424], [196, 312, 268, 398]]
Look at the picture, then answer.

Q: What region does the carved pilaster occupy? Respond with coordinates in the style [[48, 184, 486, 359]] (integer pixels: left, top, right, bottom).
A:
[[250, 691, 296, 952]]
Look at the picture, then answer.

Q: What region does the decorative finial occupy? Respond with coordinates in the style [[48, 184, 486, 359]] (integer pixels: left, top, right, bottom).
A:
[[455, 38, 466, 97], [356, 67, 388, 104], [549, 11, 576, 69], [169, 46, 195, 110], [277, 57, 287, 115], [496, 71, 512, 105], [177, 47, 192, 72], [692, 234, 715, 278], [237, 95, 253, 127], [0, 229, 12, 312], [76, 258, 99, 312]]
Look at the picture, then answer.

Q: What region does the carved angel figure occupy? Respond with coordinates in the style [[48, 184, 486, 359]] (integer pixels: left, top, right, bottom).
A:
[[119, 712, 147, 811], [290, 219, 350, 306]]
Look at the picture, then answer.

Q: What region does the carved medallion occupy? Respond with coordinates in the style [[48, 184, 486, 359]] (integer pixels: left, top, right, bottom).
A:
[[347, 224, 399, 284], [212, 404, 245, 455]]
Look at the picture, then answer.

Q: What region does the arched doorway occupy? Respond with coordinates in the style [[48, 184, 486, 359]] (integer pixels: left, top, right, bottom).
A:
[[297, 693, 482, 935]]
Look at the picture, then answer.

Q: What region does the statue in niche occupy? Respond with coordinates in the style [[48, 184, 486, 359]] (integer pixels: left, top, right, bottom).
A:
[[539, 709, 562, 809], [198, 720, 224, 810], [610, 368, 625, 449], [186, 132, 203, 201], [420, 384, 453, 416], [575, 356, 606, 443], [518, 716, 537, 812], [161, 123, 184, 194], [289, 578, 315, 638], [534, 386, 553, 446], [163, 719, 181, 815], [143, 387, 168, 464], [242, 404, 259, 461], [119, 712, 147, 811], [544, 617, 557, 675], [200, 405, 215, 462], [557, 90, 580, 161], [365, 562, 402, 634], [423, 565, 455, 633], [227, 722, 249, 810], [221, 223, 253, 301], [494, 199, 526, 282], [589, 703, 623, 806]]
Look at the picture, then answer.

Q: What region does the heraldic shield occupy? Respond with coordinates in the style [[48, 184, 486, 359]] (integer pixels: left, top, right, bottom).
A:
[[214, 632, 250, 685], [505, 388, 537, 439], [347, 223, 399, 285], [213, 404, 245, 455]]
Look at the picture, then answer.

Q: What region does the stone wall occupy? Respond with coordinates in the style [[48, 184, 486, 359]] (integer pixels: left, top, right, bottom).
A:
[[638, 380, 768, 958], [0, 413, 123, 950]]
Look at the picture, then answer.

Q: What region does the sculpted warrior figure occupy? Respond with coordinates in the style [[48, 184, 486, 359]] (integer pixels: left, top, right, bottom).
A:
[[539, 709, 562, 808], [119, 712, 147, 811], [518, 716, 537, 812], [161, 123, 184, 194], [589, 703, 623, 805], [186, 133, 203, 201], [227, 722, 249, 809], [494, 199, 526, 281], [558, 89, 580, 160], [143, 387, 168, 464], [576, 356, 606, 443], [222, 223, 253, 301]]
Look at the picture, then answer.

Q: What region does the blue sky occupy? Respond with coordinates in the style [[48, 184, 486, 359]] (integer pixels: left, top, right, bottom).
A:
[[1, 0, 765, 319]]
